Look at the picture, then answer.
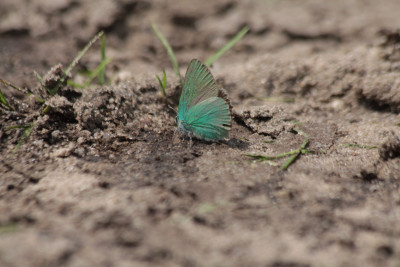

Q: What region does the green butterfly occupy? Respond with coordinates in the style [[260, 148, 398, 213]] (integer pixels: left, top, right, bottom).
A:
[[177, 59, 231, 142]]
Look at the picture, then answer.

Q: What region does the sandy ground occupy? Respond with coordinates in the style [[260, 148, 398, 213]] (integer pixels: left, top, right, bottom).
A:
[[1, 0, 400, 266]]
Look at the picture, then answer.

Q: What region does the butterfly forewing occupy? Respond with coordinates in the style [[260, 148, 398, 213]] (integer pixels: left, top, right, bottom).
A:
[[179, 59, 219, 116]]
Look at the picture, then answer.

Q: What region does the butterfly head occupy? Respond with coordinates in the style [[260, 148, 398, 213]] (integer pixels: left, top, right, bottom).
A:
[[177, 118, 192, 135]]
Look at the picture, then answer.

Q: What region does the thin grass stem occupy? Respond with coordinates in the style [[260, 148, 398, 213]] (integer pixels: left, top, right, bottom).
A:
[[33, 71, 45, 85], [281, 152, 300, 170], [99, 34, 106, 85], [49, 31, 104, 95], [205, 26, 249, 67], [84, 57, 113, 87], [151, 23, 182, 84], [67, 80, 85, 88], [0, 78, 30, 95], [0, 89, 14, 111], [156, 70, 167, 97], [13, 123, 34, 152], [344, 143, 377, 149]]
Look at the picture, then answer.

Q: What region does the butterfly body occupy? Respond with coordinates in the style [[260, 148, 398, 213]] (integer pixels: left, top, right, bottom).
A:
[[177, 59, 231, 142]]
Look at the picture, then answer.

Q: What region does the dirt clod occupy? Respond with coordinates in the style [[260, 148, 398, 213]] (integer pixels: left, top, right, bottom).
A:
[[379, 131, 400, 160]]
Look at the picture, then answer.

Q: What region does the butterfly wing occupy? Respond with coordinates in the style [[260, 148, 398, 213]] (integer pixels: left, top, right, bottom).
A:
[[185, 97, 231, 141], [178, 59, 219, 117]]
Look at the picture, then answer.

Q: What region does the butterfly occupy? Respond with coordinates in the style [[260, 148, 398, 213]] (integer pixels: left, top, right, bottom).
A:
[[176, 59, 231, 142]]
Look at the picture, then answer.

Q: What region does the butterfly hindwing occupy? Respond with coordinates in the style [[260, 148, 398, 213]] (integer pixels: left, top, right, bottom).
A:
[[185, 97, 231, 140], [178, 59, 219, 116]]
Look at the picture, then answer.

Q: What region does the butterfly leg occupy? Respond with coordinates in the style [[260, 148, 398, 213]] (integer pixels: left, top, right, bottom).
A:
[[172, 127, 177, 141], [189, 133, 193, 148]]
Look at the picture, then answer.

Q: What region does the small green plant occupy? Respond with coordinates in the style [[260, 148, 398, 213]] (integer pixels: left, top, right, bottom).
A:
[[83, 57, 113, 87], [0, 88, 14, 111], [53, 32, 113, 91], [66, 33, 113, 88], [2, 31, 106, 151], [244, 128, 314, 170], [33, 70, 45, 85], [344, 143, 377, 149], [152, 24, 249, 95], [0, 78, 45, 109], [156, 70, 167, 97], [151, 23, 182, 85], [99, 34, 107, 85], [47, 31, 105, 95], [35, 31, 108, 115], [81, 34, 113, 87], [12, 123, 34, 153], [0, 78, 30, 95], [6, 123, 34, 152]]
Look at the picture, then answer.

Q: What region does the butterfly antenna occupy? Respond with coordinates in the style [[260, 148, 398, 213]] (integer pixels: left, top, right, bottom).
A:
[[168, 105, 178, 115]]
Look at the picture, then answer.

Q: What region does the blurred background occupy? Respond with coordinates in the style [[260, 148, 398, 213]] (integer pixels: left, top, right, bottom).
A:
[[1, 0, 400, 85]]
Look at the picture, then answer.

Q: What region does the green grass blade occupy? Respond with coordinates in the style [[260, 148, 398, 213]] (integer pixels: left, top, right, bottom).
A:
[[77, 69, 92, 77], [99, 34, 106, 85], [0, 78, 29, 95], [156, 73, 166, 97], [300, 138, 309, 150], [244, 154, 276, 161], [281, 128, 310, 170], [244, 151, 297, 161], [84, 57, 113, 87], [34, 70, 53, 94], [162, 70, 167, 88], [13, 123, 34, 152], [151, 23, 182, 84], [67, 80, 85, 88], [293, 127, 309, 139], [0, 76, 44, 109], [245, 125, 312, 170], [33, 71, 45, 85], [344, 143, 377, 149], [281, 152, 300, 170], [156, 74, 163, 87], [109, 74, 115, 85], [49, 31, 104, 95], [7, 125, 28, 131], [35, 96, 45, 104], [42, 105, 51, 115], [205, 26, 249, 67], [0, 88, 14, 110]]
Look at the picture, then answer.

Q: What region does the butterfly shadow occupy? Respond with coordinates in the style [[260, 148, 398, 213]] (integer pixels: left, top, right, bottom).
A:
[[222, 138, 250, 150], [172, 134, 249, 151]]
